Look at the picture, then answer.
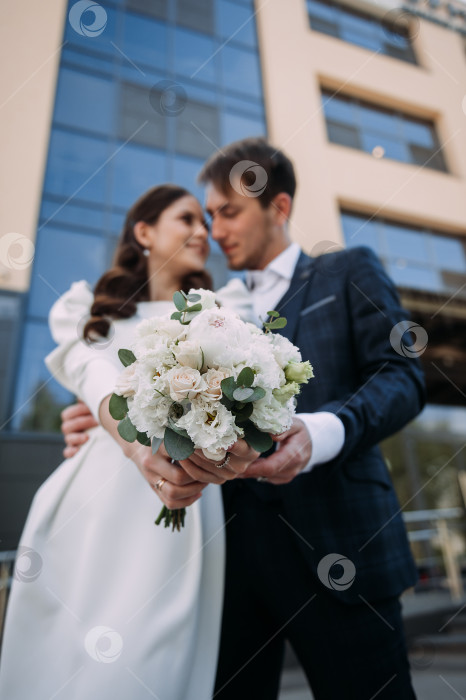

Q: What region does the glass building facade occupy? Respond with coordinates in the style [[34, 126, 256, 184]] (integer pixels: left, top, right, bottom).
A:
[[8, 0, 266, 433]]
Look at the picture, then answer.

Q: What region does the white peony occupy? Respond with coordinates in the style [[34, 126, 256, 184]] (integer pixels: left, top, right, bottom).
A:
[[187, 307, 252, 368], [188, 287, 217, 310]]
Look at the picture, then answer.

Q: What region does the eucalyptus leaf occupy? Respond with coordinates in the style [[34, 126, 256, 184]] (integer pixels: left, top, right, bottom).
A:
[[136, 431, 151, 446], [173, 291, 186, 311], [237, 367, 254, 387], [267, 310, 279, 318], [171, 311, 182, 321], [220, 395, 234, 411], [246, 386, 266, 402], [265, 317, 287, 330], [243, 421, 273, 453], [118, 349, 136, 367], [109, 393, 128, 420], [151, 436, 163, 454], [164, 427, 195, 461], [117, 416, 138, 442], [187, 293, 201, 302], [221, 376, 236, 401], [233, 402, 253, 423], [185, 303, 202, 313], [233, 387, 254, 402]]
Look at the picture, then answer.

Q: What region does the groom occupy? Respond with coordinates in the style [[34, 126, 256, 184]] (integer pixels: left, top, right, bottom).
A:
[[62, 138, 424, 698]]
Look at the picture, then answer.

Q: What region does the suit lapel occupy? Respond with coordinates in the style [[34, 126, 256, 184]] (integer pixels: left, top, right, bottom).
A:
[[274, 252, 315, 343]]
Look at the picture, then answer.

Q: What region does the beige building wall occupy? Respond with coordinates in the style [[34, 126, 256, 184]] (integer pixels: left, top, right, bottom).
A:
[[255, 0, 466, 252], [0, 0, 68, 292]]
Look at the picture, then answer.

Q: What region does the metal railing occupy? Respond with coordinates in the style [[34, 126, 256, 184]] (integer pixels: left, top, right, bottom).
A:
[[403, 506, 465, 600]]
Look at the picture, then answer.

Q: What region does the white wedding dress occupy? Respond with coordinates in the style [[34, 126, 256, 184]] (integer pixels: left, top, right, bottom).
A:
[[0, 278, 255, 700]]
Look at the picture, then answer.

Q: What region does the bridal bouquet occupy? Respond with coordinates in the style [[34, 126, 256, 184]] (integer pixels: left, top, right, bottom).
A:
[[109, 289, 313, 530]]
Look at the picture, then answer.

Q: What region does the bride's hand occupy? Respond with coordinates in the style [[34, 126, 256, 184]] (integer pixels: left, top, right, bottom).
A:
[[99, 395, 206, 509], [129, 442, 208, 510]]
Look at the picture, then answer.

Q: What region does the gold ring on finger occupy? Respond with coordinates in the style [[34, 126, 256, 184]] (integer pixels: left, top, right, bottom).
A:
[[155, 477, 166, 491]]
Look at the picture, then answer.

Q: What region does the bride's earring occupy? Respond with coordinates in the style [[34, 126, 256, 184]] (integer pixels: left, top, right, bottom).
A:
[[143, 248, 150, 257]]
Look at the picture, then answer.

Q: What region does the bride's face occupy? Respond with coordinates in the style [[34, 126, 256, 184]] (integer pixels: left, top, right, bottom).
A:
[[145, 196, 209, 276]]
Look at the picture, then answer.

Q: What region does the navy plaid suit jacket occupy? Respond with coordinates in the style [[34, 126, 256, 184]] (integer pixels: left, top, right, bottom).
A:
[[226, 245, 425, 605]]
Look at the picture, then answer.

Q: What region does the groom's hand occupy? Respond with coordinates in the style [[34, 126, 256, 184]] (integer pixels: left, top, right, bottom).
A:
[[178, 439, 260, 485], [61, 401, 98, 458], [238, 418, 312, 484]]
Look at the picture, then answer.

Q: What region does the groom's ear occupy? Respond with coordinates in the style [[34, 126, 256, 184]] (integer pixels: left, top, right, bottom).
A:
[[269, 192, 292, 225]]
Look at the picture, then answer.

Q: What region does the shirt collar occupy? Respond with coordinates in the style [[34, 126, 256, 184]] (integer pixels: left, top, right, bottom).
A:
[[246, 242, 301, 290]]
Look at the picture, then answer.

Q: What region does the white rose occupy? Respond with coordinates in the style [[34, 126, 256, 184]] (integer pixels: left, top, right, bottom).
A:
[[168, 367, 206, 401], [173, 340, 203, 369], [114, 364, 139, 398], [200, 368, 231, 401]]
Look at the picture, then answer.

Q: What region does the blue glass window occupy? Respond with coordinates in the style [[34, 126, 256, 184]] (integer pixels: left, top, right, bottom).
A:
[[171, 155, 205, 202], [111, 144, 167, 209], [221, 45, 261, 97], [322, 90, 448, 172], [11, 321, 73, 431], [221, 111, 265, 144], [28, 228, 108, 320], [44, 129, 110, 203], [63, 4, 117, 57], [342, 211, 466, 296], [40, 197, 106, 233], [54, 68, 116, 136], [121, 12, 168, 71], [217, 0, 257, 48], [173, 28, 217, 84], [307, 0, 417, 64]]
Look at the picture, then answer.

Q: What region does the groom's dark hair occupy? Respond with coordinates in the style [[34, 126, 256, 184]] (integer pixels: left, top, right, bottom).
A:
[[198, 137, 297, 209]]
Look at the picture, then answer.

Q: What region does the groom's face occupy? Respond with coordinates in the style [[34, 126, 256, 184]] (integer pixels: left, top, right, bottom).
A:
[[205, 184, 276, 271]]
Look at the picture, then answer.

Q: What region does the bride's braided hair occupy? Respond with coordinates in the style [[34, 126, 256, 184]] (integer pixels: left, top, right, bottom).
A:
[[83, 184, 213, 342]]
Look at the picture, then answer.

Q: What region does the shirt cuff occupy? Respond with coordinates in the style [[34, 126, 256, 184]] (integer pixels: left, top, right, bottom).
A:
[[297, 412, 345, 473]]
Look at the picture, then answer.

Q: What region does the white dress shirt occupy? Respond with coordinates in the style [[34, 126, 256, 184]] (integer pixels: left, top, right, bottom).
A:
[[246, 243, 345, 473]]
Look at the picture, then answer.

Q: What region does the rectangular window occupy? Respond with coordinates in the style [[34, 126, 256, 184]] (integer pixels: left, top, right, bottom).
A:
[[341, 211, 466, 297], [322, 90, 448, 172], [307, 0, 417, 64]]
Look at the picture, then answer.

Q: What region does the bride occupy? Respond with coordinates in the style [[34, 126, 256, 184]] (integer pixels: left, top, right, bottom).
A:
[[0, 185, 256, 700]]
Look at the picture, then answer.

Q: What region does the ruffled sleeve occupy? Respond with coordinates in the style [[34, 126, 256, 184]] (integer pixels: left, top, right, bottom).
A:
[[44, 281, 122, 422], [215, 278, 260, 326]]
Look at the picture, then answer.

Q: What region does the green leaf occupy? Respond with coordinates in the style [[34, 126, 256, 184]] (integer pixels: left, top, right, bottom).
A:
[[233, 387, 254, 402], [267, 310, 279, 318], [185, 303, 202, 313], [232, 402, 253, 423], [220, 394, 234, 411], [243, 421, 273, 453], [164, 427, 195, 461], [136, 431, 151, 446], [117, 416, 138, 442], [171, 311, 182, 321], [221, 376, 237, 401], [187, 293, 201, 302], [246, 386, 266, 402], [173, 291, 186, 311], [118, 349, 136, 367], [237, 366, 254, 387], [151, 436, 163, 454], [265, 317, 287, 330], [109, 393, 128, 420]]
